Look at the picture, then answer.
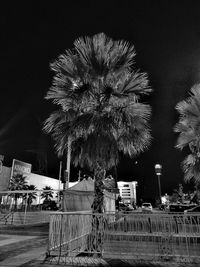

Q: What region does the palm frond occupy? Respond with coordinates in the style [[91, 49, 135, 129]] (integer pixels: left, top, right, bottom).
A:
[[74, 33, 136, 76], [175, 131, 196, 150], [119, 71, 152, 96], [182, 154, 200, 184]]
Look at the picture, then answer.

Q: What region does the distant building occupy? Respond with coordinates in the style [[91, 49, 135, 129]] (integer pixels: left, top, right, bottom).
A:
[[117, 181, 138, 205]]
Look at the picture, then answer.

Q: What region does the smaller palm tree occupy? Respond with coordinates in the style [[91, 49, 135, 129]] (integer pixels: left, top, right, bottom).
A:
[[41, 186, 53, 201], [23, 185, 38, 208], [9, 174, 28, 210]]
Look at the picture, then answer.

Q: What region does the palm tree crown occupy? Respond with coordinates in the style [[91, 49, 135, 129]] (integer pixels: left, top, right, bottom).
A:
[[44, 33, 152, 171], [174, 84, 200, 184]]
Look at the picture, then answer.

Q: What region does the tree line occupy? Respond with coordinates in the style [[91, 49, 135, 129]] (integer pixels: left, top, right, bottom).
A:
[[7, 173, 55, 210]]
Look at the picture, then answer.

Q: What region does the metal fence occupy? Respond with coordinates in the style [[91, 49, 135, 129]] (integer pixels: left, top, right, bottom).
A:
[[47, 211, 200, 263], [0, 190, 62, 225]]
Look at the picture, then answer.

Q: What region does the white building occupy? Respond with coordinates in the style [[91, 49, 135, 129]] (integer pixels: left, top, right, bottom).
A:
[[117, 181, 138, 205]]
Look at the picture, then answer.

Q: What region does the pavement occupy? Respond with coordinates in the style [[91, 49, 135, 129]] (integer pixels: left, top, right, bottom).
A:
[[0, 223, 48, 266], [0, 235, 47, 266]]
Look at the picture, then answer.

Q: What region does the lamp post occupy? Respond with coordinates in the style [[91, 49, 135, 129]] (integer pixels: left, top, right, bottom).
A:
[[155, 164, 162, 204]]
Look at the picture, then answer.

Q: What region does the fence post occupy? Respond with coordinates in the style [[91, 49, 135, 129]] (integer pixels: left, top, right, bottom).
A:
[[174, 215, 179, 234], [148, 217, 152, 233], [23, 192, 28, 225], [58, 214, 63, 263], [124, 216, 128, 232]]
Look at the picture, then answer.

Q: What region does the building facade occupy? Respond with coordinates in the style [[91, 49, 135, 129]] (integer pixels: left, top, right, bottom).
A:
[[117, 181, 138, 205]]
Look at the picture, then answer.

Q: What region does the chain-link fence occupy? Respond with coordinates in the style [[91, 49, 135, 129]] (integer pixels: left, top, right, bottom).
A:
[[47, 211, 200, 263]]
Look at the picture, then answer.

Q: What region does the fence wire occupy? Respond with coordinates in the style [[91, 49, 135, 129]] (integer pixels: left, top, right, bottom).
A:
[[47, 211, 200, 262]]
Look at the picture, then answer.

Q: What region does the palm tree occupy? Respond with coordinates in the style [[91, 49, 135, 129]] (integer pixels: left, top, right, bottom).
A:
[[9, 173, 28, 210], [44, 33, 152, 213], [23, 184, 38, 208], [174, 84, 200, 187], [41, 186, 53, 201]]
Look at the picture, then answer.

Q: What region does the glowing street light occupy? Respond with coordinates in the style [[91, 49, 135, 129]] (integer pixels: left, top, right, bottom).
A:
[[155, 164, 162, 204]]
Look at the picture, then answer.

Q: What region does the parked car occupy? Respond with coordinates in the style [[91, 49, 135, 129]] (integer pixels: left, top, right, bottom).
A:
[[184, 205, 200, 213], [119, 202, 133, 212], [169, 204, 197, 213], [141, 203, 153, 212], [127, 204, 134, 210]]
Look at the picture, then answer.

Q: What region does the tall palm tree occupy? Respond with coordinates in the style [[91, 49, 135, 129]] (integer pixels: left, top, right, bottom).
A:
[[9, 173, 28, 210], [174, 84, 200, 186], [44, 33, 152, 213]]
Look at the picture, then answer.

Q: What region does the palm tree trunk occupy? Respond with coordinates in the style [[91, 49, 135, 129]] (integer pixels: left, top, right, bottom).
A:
[[92, 164, 105, 213], [89, 164, 105, 256]]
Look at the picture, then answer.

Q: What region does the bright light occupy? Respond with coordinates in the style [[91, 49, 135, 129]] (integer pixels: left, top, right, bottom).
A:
[[155, 164, 162, 175]]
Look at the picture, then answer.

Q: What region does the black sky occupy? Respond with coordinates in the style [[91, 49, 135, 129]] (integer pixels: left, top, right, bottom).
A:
[[1, 1, 200, 200]]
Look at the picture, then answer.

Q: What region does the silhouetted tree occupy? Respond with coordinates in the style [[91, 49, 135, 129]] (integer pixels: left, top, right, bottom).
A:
[[44, 33, 152, 213]]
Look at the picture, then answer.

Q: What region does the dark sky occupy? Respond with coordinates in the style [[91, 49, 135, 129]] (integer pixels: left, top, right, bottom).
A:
[[1, 1, 200, 200]]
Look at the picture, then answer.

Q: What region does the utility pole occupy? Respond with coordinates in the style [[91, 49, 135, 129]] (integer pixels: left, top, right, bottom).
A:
[[58, 160, 62, 195]]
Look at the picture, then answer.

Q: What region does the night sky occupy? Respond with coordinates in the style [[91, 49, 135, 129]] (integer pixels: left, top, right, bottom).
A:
[[1, 1, 200, 200]]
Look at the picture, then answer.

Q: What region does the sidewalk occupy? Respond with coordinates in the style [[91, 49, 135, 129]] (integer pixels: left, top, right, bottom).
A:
[[0, 244, 47, 267], [0, 234, 47, 266], [0, 223, 49, 266]]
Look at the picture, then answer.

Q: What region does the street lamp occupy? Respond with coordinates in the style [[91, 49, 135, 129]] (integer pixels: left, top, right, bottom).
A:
[[155, 164, 162, 204]]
